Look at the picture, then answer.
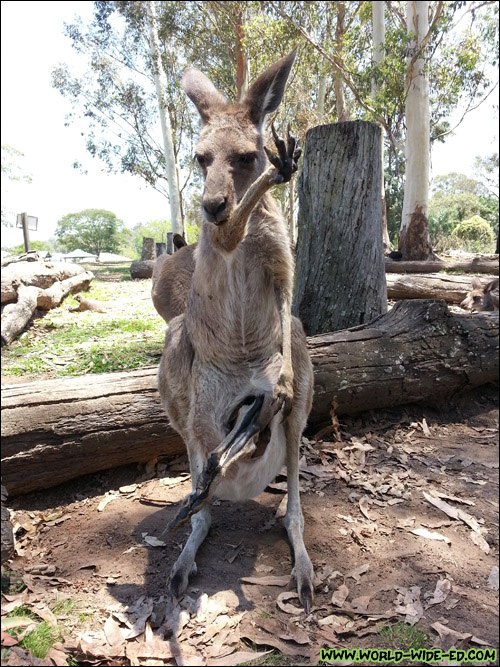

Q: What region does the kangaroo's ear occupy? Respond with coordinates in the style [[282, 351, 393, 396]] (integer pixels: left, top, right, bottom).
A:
[[182, 68, 227, 123], [242, 47, 297, 127], [471, 276, 482, 289], [173, 233, 187, 250]]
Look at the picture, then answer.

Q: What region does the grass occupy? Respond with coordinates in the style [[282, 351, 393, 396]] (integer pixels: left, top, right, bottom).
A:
[[4, 606, 62, 660], [378, 621, 429, 651], [1, 570, 25, 594], [1, 262, 166, 379], [2, 598, 92, 662]]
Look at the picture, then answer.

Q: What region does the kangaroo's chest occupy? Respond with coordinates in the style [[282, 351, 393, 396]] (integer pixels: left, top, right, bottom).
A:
[[187, 247, 281, 364]]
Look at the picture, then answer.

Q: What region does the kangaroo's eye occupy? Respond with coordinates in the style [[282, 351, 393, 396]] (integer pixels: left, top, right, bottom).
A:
[[238, 153, 257, 165], [195, 154, 206, 167]]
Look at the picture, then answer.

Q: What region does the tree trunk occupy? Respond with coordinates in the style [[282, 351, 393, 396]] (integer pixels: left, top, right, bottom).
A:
[[372, 0, 390, 253], [2, 300, 497, 496], [235, 7, 250, 100], [145, 1, 184, 238], [293, 121, 387, 335], [333, 2, 349, 122], [386, 273, 497, 304], [386, 258, 499, 275], [399, 0, 435, 260]]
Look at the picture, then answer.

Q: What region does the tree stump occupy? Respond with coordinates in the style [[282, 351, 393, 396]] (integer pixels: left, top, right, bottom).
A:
[[293, 121, 387, 335], [141, 236, 155, 260]]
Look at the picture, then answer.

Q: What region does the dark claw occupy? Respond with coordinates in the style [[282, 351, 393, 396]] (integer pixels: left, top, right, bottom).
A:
[[300, 583, 313, 614], [169, 572, 184, 600], [265, 124, 301, 183]]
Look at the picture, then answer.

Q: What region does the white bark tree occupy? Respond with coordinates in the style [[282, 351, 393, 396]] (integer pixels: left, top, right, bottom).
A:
[[399, 0, 436, 260], [372, 0, 391, 253], [146, 0, 184, 239]]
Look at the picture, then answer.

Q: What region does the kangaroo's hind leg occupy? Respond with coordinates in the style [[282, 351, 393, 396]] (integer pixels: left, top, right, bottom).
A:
[[284, 318, 315, 612]]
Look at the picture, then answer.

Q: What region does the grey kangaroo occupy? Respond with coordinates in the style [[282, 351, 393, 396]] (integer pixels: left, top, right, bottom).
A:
[[157, 48, 314, 611]]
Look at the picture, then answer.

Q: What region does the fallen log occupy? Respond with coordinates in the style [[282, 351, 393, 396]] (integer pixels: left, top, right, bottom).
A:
[[1, 300, 497, 495], [37, 271, 94, 310], [1, 260, 90, 304], [130, 260, 154, 279], [386, 258, 499, 275], [1, 286, 39, 346], [386, 273, 498, 304], [1, 271, 95, 345]]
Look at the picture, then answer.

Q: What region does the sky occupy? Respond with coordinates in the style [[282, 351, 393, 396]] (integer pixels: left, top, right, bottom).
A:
[[1, 1, 499, 250]]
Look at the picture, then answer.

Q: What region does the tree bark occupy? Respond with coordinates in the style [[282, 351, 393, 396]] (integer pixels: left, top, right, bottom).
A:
[[293, 121, 387, 335], [399, 0, 435, 260], [386, 258, 499, 275], [2, 300, 497, 496], [386, 273, 497, 304]]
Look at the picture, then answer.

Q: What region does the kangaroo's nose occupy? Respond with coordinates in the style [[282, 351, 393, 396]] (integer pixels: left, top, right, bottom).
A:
[[203, 195, 228, 224]]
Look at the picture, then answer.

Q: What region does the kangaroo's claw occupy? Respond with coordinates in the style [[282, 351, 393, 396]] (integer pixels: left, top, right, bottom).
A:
[[265, 124, 301, 184]]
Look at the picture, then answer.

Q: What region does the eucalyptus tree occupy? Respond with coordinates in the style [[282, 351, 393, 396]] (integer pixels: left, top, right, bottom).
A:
[[266, 1, 498, 254], [52, 1, 196, 236]]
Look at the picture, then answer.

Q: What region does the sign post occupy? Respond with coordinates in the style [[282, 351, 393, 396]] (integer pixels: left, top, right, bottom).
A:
[[16, 213, 38, 252]]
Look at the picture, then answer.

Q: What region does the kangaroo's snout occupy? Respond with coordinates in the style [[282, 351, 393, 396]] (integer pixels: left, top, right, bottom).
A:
[[203, 194, 228, 224]]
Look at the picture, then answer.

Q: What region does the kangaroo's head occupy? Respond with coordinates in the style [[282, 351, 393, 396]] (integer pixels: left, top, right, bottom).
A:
[[182, 49, 297, 226], [460, 276, 500, 312]]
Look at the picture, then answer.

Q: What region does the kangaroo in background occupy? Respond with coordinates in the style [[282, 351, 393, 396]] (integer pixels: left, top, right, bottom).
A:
[[461, 277, 499, 312], [157, 48, 315, 611], [151, 235, 195, 323]]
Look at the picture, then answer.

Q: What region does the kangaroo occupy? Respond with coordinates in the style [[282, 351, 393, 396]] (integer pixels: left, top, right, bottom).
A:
[[461, 277, 499, 312], [151, 235, 195, 323], [157, 48, 315, 611]]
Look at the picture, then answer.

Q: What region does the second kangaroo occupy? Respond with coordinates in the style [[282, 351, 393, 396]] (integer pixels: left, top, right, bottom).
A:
[[158, 48, 314, 611]]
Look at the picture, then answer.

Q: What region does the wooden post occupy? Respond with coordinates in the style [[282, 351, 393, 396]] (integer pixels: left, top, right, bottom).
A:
[[167, 231, 174, 255], [141, 237, 155, 260], [156, 242, 167, 257], [21, 212, 30, 252]]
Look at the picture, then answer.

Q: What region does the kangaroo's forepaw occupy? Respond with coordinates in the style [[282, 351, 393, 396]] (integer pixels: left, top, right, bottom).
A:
[[265, 124, 301, 184]]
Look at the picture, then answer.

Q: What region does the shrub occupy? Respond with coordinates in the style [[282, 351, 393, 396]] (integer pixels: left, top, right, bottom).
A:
[[453, 216, 494, 243]]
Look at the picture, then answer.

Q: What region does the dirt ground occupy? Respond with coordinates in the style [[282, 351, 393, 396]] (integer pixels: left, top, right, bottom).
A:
[[2, 380, 498, 665]]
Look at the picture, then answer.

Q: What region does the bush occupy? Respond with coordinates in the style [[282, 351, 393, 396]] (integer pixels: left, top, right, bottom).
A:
[[453, 216, 494, 243]]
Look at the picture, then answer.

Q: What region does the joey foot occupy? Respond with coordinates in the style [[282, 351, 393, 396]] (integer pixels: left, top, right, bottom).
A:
[[264, 124, 301, 184], [273, 369, 294, 419]]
